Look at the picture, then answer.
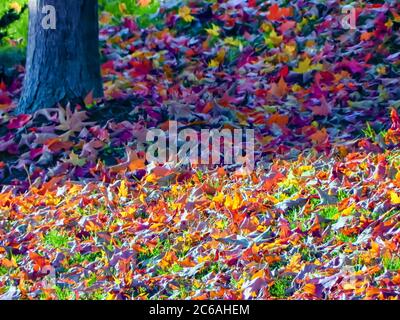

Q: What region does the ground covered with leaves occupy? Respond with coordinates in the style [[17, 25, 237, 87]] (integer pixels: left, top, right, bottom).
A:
[[1, 0, 400, 299]]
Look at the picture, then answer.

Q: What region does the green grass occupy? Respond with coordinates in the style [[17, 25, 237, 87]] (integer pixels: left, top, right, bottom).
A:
[[299, 247, 316, 262], [54, 286, 75, 300], [68, 252, 102, 265], [283, 185, 300, 197], [0, 0, 28, 46], [194, 262, 225, 280], [362, 122, 376, 140], [286, 206, 302, 229], [337, 189, 350, 202], [170, 262, 183, 273], [44, 230, 72, 249], [137, 239, 171, 264], [383, 257, 400, 272], [310, 197, 321, 210], [82, 290, 107, 300], [86, 273, 98, 287], [0, 266, 8, 276], [337, 233, 357, 243], [0, 0, 162, 49], [269, 260, 286, 271], [269, 276, 294, 299], [318, 206, 339, 219], [99, 0, 160, 17], [99, 0, 161, 28]]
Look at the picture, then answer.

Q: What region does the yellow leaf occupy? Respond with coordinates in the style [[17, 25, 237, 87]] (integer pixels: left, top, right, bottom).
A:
[[145, 173, 157, 183], [213, 192, 224, 204], [205, 24, 220, 37], [341, 203, 356, 216], [298, 165, 313, 174], [215, 220, 226, 230], [1, 257, 17, 268], [224, 37, 242, 47], [389, 190, 400, 205], [68, 151, 86, 167], [208, 48, 226, 68], [284, 43, 297, 56], [343, 283, 356, 290], [178, 6, 194, 23], [9, 2, 22, 13], [118, 180, 129, 199], [215, 48, 226, 62], [208, 59, 220, 68], [264, 30, 283, 47], [293, 57, 322, 74], [261, 22, 273, 33], [385, 19, 393, 29], [224, 192, 241, 210], [370, 241, 380, 258], [251, 269, 265, 280], [139, 193, 146, 204], [119, 3, 127, 14]]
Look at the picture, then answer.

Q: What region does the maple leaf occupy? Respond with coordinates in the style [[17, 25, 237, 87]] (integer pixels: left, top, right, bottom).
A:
[[309, 128, 329, 145], [65, 151, 86, 167], [389, 191, 400, 205], [267, 4, 292, 21], [178, 6, 194, 23], [118, 180, 129, 199], [205, 24, 220, 37], [224, 37, 242, 47], [266, 112, 289, 129], [264, 29, 283, 47], [293, 57, 323, 74], [310, 96, 332, 116], [55, 105, 96, 132], [109, 147, 146, 173], [269, 77, 288, 98]]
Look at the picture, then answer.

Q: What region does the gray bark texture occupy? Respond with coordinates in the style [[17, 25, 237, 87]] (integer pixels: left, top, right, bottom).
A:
[[17, 0, 103, 114]]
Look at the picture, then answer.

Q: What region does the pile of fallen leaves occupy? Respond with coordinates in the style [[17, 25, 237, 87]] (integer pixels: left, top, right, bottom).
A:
[[1, 0, 400, 299], [1, 0, 400, 186], [1, 149, 400, 299]]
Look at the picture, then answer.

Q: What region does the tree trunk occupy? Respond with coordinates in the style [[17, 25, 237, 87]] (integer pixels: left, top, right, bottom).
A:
[[17, 0, 103, 114]]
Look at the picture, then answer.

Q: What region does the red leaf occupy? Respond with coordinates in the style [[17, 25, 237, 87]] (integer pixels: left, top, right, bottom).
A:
[[7, 114, 32, 130]]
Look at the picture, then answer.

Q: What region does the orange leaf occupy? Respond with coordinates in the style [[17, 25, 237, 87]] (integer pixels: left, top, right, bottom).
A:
[[138, 0, 151, 6], [110, 148, 146, 173], [360, 32, 374, 41], [29, 252, 47, 268], [179, 257, 196, 268], [266, 113, 289, 129], [0, 258, 17, 268], [202, 102, 214, 113], [310, 128, 328, 145], [303, 283, 317, 296], [270, 77, 288, 97]]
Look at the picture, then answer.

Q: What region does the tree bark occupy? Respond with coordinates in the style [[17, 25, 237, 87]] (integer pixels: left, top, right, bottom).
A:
[[17, 0, 103, 114]]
